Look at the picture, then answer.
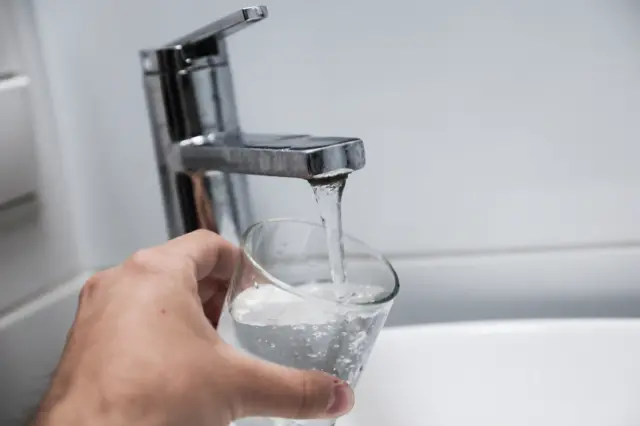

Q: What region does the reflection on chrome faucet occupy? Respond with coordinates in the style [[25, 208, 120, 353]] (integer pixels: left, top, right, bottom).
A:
[[140, 6, 366, 244]]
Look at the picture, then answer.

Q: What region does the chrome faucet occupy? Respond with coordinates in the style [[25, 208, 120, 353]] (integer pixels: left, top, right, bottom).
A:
[[140, 5, 365, 244]]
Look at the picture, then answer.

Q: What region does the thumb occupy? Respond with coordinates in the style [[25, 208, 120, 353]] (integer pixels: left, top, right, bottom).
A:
[[228, 354, 355, 421]]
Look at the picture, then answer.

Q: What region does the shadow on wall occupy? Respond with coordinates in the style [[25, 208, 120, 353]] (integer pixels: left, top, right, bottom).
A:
[[385, 247, 640, 327], [388, 294, 640, 327]]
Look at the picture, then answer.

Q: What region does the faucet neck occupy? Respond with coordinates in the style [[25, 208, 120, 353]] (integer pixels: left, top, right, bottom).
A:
[[139, 8, 267, 241]]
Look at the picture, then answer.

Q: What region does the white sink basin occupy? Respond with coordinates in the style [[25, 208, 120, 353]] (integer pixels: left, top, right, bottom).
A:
[[342, 320, 640, 426]]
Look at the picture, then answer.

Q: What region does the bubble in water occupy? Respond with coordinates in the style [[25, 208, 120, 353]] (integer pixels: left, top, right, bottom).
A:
[[228, 282, 388, 390]]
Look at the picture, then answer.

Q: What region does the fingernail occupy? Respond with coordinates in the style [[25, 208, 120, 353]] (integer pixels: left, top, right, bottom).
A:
[[326, 379, 354, 416]]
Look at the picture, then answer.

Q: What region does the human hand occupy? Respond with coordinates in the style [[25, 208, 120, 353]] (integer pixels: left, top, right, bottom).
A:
[[32, 230, 354, 426]]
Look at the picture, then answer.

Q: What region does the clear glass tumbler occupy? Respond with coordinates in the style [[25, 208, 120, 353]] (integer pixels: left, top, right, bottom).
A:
[[219, 219, 399, 426]]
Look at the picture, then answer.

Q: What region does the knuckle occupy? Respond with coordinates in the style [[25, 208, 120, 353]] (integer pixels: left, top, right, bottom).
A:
[[190, 229, 225, 248], [79, 271, 106, 302], [191, 228, 213, 238], [127, 247, 194, 282], [191, 228, 217, 239], [127, 248, 162, 272]]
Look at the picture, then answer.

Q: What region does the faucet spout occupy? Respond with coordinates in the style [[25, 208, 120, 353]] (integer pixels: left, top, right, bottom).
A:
[[179, 133, 365, 180]]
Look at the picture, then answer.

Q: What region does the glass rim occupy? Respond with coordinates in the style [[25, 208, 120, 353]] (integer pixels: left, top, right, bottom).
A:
[[240, 218, 400, 308]]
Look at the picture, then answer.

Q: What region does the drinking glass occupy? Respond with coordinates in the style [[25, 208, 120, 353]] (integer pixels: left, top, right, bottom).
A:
[[219, 219, 399, 426]]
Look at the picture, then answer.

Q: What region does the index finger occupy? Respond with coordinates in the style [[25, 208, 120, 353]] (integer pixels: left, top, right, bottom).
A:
[[161, 229, 240, 282]]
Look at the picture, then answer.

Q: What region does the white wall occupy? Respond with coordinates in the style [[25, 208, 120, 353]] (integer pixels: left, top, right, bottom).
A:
[[4, 0, 640, 422], [0, 0, 80, 314]]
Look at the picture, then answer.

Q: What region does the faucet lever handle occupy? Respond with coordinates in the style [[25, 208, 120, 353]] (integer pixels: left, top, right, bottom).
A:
[[142, 5, 268, 74], [168, 5, 268, 51]]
